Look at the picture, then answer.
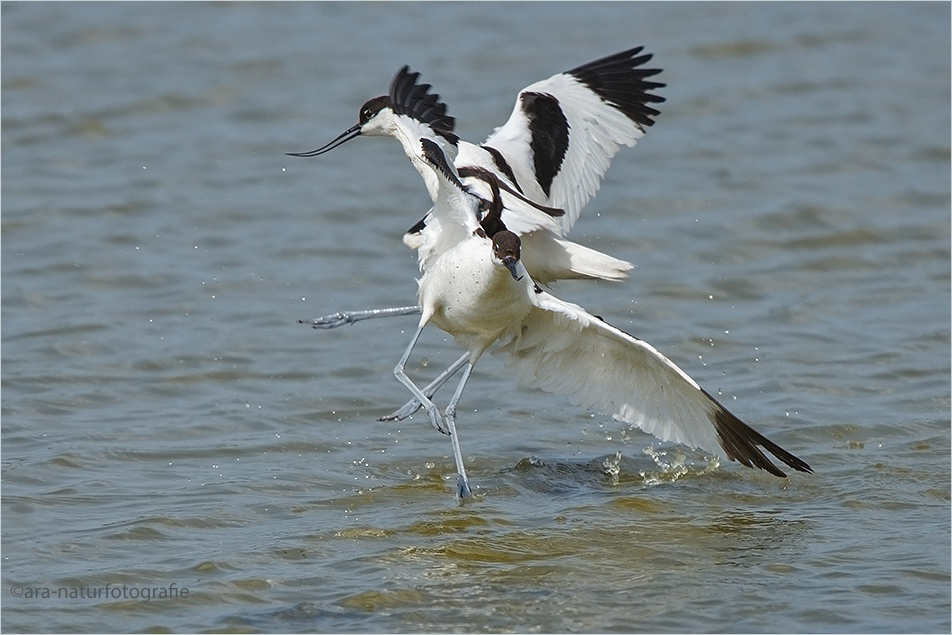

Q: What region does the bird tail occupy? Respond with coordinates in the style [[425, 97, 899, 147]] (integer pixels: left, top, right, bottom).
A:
[[520, 233, 633, 284]]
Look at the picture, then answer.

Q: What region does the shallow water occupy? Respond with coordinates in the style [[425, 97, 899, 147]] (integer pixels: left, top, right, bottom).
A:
[[2, 2, 949, 633]]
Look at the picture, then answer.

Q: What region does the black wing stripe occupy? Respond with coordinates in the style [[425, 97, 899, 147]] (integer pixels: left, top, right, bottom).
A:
[[458, 166, 565, 218], [419, 137, 465, 190], [404, 215, 428, 236], [480, 144, 524, 195], [520, 91, 569, 198]]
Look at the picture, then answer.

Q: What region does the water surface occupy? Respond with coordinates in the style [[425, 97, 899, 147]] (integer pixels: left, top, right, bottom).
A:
[[3, 2, 949, 633]]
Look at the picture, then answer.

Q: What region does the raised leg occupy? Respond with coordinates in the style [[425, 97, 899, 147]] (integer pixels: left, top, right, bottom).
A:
[[379, 352, 470, 421], [300, 306, 420, 330], [392, 324, 447, 435], [443, 362, 476, 498]]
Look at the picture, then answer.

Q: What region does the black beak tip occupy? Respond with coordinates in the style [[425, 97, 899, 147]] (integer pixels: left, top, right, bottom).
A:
[[285, 125, 362, 158]]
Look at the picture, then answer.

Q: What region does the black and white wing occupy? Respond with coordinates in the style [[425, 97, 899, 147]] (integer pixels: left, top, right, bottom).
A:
[[495, 291, 813, 477], [480, 46, 665, 235]]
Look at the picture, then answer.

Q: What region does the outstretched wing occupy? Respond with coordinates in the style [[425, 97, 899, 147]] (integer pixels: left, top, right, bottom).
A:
[[482, 47, 665, 235], [389, 66, 458, 147], [495, 292, 812, 477]]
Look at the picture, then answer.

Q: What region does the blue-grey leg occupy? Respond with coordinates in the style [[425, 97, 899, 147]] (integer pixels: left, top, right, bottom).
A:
[[300, 306, 420, 329], [379, 352, 470, 421], [392, 324, 447, 435], [443, 362, 476, 498]]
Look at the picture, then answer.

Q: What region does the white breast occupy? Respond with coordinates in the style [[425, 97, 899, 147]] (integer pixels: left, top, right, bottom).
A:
[[418, 235, 533, 361]]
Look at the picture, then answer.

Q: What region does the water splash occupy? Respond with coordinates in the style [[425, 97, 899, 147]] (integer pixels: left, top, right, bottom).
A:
[[639, 446, 720, 485], [601, 451, 622, 484]]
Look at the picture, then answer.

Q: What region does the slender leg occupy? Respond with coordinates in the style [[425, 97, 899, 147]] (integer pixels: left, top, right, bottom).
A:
[[392, 324, 447, 435], [379, 352, 470, 421], [300, 306, 420, 330], [443, 362, 476, 498]]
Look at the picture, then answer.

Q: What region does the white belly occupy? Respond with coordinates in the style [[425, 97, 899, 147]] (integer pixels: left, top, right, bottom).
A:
[[418, 235, 533, 359]]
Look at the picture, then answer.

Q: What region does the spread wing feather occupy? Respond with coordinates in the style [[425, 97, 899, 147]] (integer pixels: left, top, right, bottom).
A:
[[483, 47, 665, 234], [495, 292, 812, 477]]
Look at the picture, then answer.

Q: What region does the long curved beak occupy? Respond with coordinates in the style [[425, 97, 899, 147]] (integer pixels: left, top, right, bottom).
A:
[[286, 123, 361, 157], [502, 256, 523, 281]]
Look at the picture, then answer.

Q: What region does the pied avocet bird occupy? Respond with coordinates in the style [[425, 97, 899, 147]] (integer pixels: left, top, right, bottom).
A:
[[290, 49, 812, 497], [343, 129, 812, 498], [290, 46, 665, 284], [292, 47, 664, 416]]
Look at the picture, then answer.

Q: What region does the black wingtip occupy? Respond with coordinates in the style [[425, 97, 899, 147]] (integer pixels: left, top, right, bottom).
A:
[[567, 46, 666, 131], [389, 66, 459, 146], [704, 390, 813, 477]]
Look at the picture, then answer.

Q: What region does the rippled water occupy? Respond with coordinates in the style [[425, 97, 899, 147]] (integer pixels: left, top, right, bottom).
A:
[[3, 2, 949, 633]]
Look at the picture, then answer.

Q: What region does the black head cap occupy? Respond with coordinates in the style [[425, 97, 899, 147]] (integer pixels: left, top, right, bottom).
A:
[[358, 95, 391, 125]]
